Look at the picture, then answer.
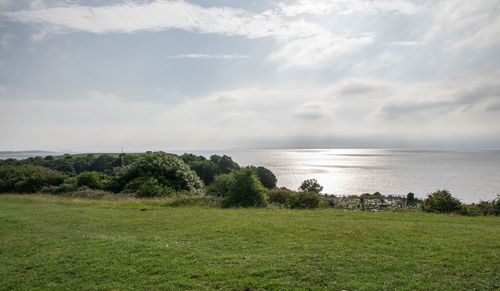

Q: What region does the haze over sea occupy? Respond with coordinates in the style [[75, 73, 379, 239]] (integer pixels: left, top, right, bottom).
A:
[[2, 149, 499, 203]]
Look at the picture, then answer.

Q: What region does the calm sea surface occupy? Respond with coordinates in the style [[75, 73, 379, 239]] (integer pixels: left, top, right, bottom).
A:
[[205, 149, 500, 203], [2, 149, 499, 203]]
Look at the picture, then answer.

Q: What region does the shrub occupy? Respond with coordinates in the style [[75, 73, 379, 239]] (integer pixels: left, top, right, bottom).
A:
[[0, 165, 65, 193], [476, 197, 500, 216], [290, 191, 321, 209], [76, 171, 105, 189], [267, 188, 296, 205], [135, 177, 168, 198], [421, 190, 462, 213], [299, 179, 323, 193], [113, 152, 204, 194], [206, 174, 235, 197], [224, 168, 267, 207]]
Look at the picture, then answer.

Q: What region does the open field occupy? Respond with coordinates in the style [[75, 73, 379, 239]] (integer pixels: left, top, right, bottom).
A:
[[1, 194, 499, 290]]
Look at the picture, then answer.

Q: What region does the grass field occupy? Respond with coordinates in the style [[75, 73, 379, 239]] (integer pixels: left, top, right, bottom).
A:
[[1, 194, 499, 290]]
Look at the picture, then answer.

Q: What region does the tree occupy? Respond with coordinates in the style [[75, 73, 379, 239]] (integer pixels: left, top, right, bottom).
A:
[[91, 154, 114, 173], [254, 166, 277, 189], [210, 155, 240, 174], [224, 168, 267, 207], [407, 192, 416, 206], [421, 190, 462, 213], [299, 179, 323, 193]]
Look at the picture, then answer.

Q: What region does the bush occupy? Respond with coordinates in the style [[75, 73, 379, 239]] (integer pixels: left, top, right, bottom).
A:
[[206, 174, 235, 197], [113, 152, 204, 194], [135, 178, 168, 198], [299, 179, 323, 193], [0, 165, 65, 193], [224, 168, 267, 207], [290, 191, 322, 209], [475, 197, 500, 216], [421, 190, 462, 213], [267, 188, 296, 205], [76, 171, 106, 189]]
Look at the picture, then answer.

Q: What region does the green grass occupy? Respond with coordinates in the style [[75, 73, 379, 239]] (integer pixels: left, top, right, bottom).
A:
[[1, 195, 499, 290]]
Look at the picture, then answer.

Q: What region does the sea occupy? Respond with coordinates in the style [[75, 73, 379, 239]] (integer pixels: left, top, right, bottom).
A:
[[1, 149, 499, 203]]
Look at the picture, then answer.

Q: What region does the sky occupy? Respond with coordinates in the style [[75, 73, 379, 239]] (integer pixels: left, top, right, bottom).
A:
[[0, 0, 500, 151]]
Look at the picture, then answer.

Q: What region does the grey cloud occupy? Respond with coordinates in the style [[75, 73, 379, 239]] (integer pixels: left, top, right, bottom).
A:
[[379, 74, 500, 118], [292, 102, 326, 120], [338, 80, 383, 96]]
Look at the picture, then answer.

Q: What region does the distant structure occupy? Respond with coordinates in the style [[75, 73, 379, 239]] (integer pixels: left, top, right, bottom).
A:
[[120, 148, 124, 167]]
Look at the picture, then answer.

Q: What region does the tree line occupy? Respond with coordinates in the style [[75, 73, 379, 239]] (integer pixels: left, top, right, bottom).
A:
[[0, 151, 498, 214]]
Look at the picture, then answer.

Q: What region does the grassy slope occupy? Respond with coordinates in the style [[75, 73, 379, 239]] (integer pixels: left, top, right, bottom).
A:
[[0, 195, 499, 290]]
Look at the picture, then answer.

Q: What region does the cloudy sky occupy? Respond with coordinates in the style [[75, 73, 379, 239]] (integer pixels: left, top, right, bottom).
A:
[[0, 0, 499, 151]]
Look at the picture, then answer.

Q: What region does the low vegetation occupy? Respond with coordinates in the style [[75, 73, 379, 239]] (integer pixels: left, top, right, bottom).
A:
[[0, 151, 499, 215]]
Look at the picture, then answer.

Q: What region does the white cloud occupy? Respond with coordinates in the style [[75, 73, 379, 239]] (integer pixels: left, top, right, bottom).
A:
[[390, 41, 420, 47], [3, 0, 322, 39], [424, 0, 500, 50], [1, 72, 500, 150], [277, 0, 424, 17], [270, 33, 374, 69], [168, 54, 251, 60], [2, 0, 377, 70]]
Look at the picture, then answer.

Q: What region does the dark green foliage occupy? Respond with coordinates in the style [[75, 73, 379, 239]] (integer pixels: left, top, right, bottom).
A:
[[210, 154, 240, 174], [76, 172, 105, 189], [0, 165, 65, 193], [290, 191, 322, 209], [421, 190, 462, 213], [53, 160, 75, 174], [135, 177, 168, 198], [407, 192, 416, 205], [181, 154, 216, 185], [181, 153, 240, 185], [113, 152, 203, 194], [91, 154, 114, 173], [224, 168, 267, 207], [478, 197, 500, 215], [299, 179, 323, 193], [206, 174, 235, 197], [254, 166, 277, 189]]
